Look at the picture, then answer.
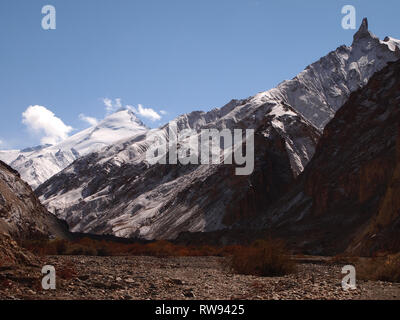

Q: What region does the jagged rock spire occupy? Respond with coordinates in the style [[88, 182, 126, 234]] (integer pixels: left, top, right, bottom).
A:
[[353, 18, 375, 43], [359, 17, 368, 32]]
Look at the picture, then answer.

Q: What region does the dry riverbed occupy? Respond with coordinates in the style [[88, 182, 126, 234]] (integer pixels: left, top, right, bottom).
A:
[[1, 256, 400, 300]]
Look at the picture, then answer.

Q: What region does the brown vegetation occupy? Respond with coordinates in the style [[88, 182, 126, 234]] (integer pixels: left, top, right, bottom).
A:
[[227, 239, 296, 277], [357, 253, 400, 283], [21, 237, 296, 277], [21, 237, 244, 258], [57, 262, 78, 280]]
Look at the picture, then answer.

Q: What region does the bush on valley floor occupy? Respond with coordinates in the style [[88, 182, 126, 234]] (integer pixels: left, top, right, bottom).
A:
[[357, 253, 400, 283], [21, 238, 239, 258], [21, 237, 298, 277], [227, 239, 296, 277]]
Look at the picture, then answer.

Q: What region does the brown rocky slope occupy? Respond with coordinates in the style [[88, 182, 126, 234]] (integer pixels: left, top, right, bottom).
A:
[[260, 59, 400, 256], [0, 160, 68, 241], [0, 160, 69, 287]]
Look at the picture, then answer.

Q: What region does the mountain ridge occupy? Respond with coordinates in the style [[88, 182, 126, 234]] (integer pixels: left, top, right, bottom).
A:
[[36, 19, 400, 241], [0, 109, 148, 189], [252, 58, 400, 255]]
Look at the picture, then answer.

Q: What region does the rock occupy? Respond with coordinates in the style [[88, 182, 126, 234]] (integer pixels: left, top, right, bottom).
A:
[[183, 289, 195, 298], [170, 278, 184, 285], [124, 278, 135, 283], [0, 161, 68, 241]]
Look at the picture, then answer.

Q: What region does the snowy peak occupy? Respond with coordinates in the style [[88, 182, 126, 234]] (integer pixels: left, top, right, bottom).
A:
[[273, 19, 400, 129], [102, 108, 147, 129], [0, 108, 149, 189], [62, 109, 148, 156], [20, 144, 52, 153]]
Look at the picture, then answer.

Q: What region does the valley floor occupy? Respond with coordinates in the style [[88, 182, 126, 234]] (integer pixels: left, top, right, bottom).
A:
[[1, 256, 400, 300]]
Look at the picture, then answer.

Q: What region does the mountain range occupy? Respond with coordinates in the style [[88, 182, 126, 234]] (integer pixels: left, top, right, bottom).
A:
[[0, 18, 399, 256], [32, 19, 400, 246], [0, 108, 148, 189]]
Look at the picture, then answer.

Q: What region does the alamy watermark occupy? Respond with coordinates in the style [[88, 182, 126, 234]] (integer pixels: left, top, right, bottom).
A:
[[145, 122, 254, 176], [341, 5, 356, 30], [341, 265, 357, 290], [41, 5, 56, 30], [41, 4, 356, 31], [41, 265, 56, 290]]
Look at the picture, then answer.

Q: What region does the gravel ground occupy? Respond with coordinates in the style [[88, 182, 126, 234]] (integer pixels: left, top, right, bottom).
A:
[[1, 255, 400, 300]]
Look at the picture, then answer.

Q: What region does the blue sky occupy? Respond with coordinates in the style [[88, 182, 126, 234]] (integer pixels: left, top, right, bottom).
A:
[[0, 0, 399, 149]]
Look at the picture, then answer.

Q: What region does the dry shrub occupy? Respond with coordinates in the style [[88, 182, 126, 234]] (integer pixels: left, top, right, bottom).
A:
[[228, 239, 296, 277], [195, 245, 221, 256], [22, 237, 295, 262], [21, 239, 50, 256], [57, 262, 77, 280], [21, 239, 68, 256], [220, 245, 244, 257], [1, 279, 13, 289], [145, 241, 177, 257], [330, 253, 358, 265], [358, 254, 400, 283], [66, 244, 97, 256], [174, 246, 191, 257]]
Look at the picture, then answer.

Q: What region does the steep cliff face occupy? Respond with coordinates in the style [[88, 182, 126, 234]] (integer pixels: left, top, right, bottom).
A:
[[0, 160, 68, 241], [351, 122, 400, 254], [262, 59, 400, 255]]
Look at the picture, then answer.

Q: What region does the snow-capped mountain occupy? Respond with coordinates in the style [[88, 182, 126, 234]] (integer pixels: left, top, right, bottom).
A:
[[0, 108, 148, 189], [37, 105, 320, 239], [264, 18, 400, 130], [36, 19, 400, 239]]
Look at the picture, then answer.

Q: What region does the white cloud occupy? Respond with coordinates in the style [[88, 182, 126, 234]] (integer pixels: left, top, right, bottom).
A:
[[0, 139, 3, 145], [160, 110, 168, 115], [115, 98, 122, 109], [103, 97, 123, 114], [102, 98, 162, 122], [79, 114, 98, 126], [103, 98, 113, 108], [22, 105, 73, 145], [132, 104, 161, 122]]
